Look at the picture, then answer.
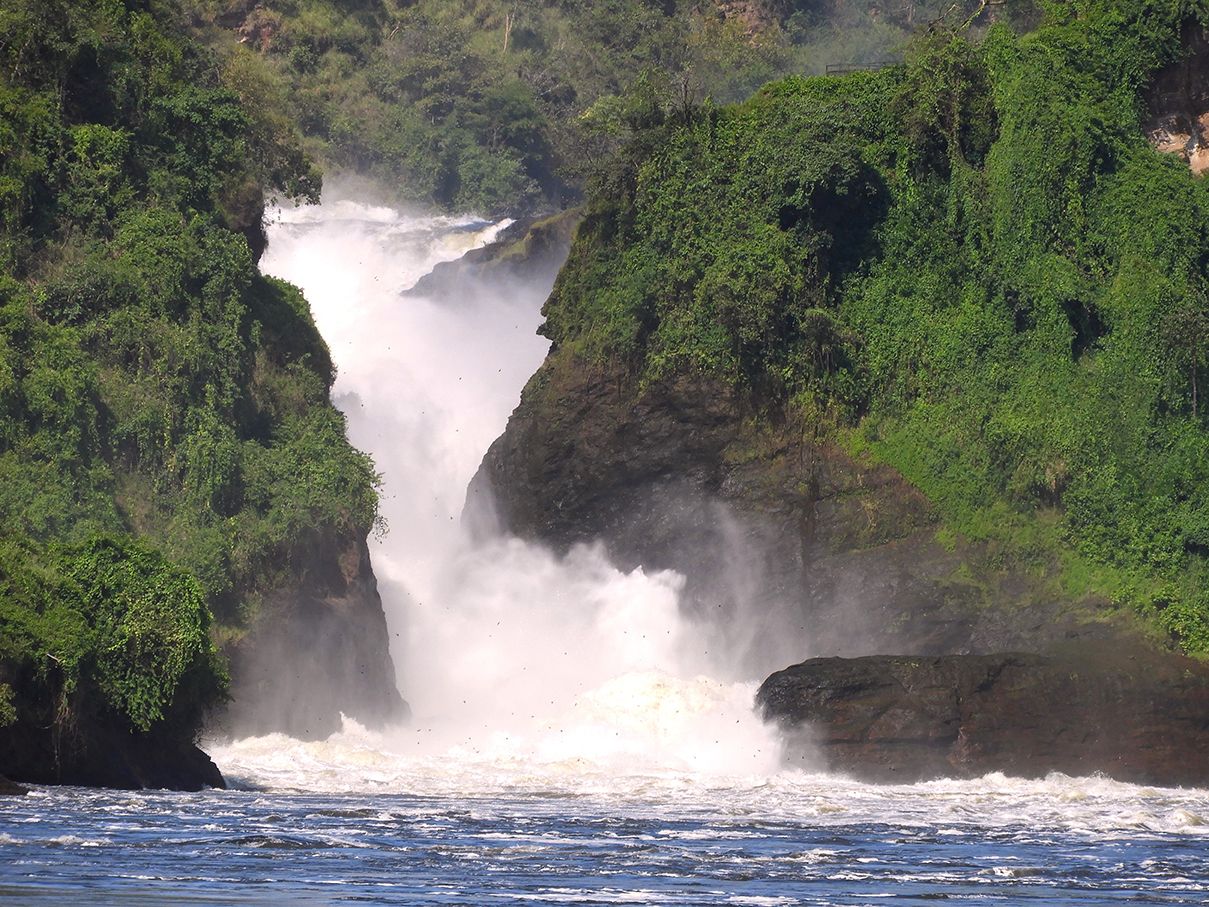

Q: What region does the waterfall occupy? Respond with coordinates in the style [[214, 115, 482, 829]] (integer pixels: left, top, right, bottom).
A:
[[221, 197, 783, 792]]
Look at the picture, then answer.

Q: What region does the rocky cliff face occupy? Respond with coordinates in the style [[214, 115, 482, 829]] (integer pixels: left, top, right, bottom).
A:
[[757, 644, 1209, 785], [407, 210, 582, 302], [219, 530, 408, 741], [472, 351, 1140, 677]]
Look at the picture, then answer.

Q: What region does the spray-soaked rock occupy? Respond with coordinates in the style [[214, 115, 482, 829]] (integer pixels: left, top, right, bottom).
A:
[[470, 351, 1139, 677], [757, 644, 1209, 785], [219, 531, 409, 740], [0, 707, 224, 791], [406, 209, 581, 301]]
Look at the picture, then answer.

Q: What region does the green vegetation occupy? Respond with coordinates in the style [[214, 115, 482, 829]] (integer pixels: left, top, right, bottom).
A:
[[0, 535, 224, 736], [0, 0, 378, 749], [2, 0, 1201, 763], [540, 0, 1209, 654], [183, 0, 1020, 215]]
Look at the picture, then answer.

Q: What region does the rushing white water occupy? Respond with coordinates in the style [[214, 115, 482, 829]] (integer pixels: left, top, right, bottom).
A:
[[219, 199, 1209, 868], [235, 197, 783, 794]]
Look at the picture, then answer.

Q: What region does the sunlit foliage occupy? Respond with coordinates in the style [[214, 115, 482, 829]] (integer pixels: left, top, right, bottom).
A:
[[0, 0, 376, 743], [186, 0, 1027, 214], [541, 0, 1209, 654]]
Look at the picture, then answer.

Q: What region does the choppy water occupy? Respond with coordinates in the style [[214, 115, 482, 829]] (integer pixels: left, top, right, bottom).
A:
[[4, 199, 1206, 905], [3, 765, 1209, 905]]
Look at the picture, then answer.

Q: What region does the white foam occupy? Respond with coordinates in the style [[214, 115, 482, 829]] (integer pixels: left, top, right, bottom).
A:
[[254, 200, 785, 790]]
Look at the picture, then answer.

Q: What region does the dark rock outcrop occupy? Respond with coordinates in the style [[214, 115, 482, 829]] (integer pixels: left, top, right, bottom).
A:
[[219, 531, 408, 740], [0, 717, 224, 791], [757, 644, 1209, 785], [471, 352, 1139, 676], [1145, 22, 1209, 173], [407, 209, 581, 301]]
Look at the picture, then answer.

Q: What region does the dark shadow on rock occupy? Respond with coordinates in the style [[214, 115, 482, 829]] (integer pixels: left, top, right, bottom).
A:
[[217, 531, 409, 741], [470, 354, 1140, 678], [757, 643, 1209, 785], [0, 718, 224, 791]]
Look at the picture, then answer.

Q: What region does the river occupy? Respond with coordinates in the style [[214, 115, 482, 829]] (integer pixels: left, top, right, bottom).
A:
[[1, 200, 1207, 905]]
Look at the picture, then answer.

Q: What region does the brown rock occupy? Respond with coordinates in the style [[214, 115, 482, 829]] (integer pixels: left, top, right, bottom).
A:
[[0, 719, 225, 791], [1145, 23, 1209, 173], [407, 209, 582, 301], [471, 351, 1139, 675], [219, 530, 409, 740]]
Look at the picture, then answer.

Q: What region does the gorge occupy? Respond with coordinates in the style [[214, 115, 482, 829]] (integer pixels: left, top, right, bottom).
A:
[[5, 0, 1209, 901]]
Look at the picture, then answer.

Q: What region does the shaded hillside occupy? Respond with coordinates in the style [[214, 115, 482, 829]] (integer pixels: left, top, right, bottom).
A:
[[0, 0, 402, 787], [184, 0, 1037, 215], [476, 0, 1209, 666]]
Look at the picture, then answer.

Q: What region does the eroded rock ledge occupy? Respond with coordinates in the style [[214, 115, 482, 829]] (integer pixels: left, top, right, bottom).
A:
[[0, 718, 224, 791], [757, 644, 1209, 785]]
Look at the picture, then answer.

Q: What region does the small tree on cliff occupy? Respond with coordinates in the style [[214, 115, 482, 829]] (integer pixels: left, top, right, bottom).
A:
[[1161, 296, 1209, 418]]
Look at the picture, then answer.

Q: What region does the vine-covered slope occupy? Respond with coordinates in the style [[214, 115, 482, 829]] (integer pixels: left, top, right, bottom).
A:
[[483, 0, 1209, 659]]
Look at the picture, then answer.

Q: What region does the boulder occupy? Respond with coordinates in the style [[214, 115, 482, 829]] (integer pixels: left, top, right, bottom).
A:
[[756, 643, 1209, 785], [0, 716, 224, 791]]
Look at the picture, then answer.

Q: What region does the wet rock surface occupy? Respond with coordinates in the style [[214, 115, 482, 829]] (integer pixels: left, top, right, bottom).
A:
[[220, 531, 409, 740], [0, 718, 224, 791], [757, 644, 1209, 785], [472, 353, 1139, 674], [407, 209, 581, 301]]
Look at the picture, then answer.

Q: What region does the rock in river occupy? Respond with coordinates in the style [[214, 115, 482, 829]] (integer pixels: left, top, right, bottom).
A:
[[756, 643, 1209, 785]]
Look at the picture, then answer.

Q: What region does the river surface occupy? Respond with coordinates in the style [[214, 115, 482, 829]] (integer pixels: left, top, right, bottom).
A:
[[3, 769, 1209, 905], [3, 200, 1208, 905]]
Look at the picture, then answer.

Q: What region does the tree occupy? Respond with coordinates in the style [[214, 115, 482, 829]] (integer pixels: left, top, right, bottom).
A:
[[1161, 297, 1209, 418]]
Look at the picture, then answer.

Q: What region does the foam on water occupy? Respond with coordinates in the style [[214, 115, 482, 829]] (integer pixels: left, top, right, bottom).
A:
[[209, 717, 1209, 840], [212, 670, 782, 797]]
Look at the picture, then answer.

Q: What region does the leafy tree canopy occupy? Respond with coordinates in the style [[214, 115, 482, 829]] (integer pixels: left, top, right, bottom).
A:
[[0, 0, 376, 744]]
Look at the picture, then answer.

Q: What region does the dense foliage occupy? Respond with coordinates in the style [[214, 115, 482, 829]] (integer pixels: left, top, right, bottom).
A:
[[0, 0, 379, 744], [0, 535, 224, 735], [541, 0, 1209, 654], [183, 0, 1025, 214]]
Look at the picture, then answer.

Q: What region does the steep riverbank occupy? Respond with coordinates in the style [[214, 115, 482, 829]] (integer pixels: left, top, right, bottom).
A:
[[0, 2, 404, 789]]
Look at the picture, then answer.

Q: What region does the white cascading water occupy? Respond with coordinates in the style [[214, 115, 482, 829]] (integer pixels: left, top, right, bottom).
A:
[[210, 197, 786, 794], [191, 200, 1209, 850]]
